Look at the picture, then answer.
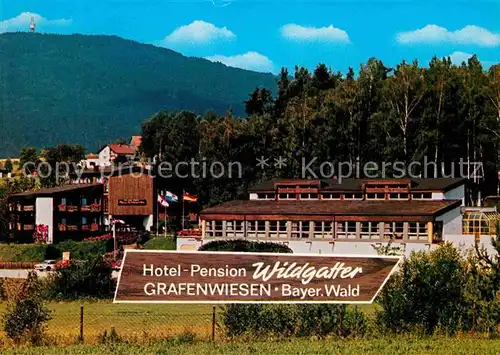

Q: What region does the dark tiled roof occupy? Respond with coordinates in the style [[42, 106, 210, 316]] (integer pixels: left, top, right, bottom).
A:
[[9, 183, 103, 199], [248, 178, 466, 193], [201, 199, 461, 217]]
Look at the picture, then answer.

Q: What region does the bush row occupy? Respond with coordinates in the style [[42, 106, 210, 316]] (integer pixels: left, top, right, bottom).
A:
[[0, 239, 112, 262]]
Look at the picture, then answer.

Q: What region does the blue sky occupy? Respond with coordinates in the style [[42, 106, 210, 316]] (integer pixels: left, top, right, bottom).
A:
[[1, 0, 499, 73]]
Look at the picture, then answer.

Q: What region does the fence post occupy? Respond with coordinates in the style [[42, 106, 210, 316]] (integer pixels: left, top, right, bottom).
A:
[[211, 306, 216, 341], [80, 304, 84, 342], [337, 305, 342, 337]]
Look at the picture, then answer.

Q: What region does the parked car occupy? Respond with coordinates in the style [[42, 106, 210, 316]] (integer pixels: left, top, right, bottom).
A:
[[34, 260, 57, 271]]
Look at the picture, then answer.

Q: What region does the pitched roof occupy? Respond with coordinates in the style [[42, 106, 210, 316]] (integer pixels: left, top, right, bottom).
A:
[[248, 178, 466, 193], [201, 199, 461, 217], [9, 183, 103, 199], [108, 144, 136, 155], [86, 154, 98, 159]]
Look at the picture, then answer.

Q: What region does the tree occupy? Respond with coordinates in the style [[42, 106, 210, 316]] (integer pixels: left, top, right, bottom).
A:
[[114, 137, 127, 145], [39, 144, 86, 187], [19, 147, 39, 175], [4, 159, 13, 172], [244, 88, 274, 116]]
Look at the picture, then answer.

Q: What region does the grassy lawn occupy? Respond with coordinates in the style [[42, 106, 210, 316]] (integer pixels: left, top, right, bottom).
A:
[[143, 236, 176, 250], [0, 301, 216, 344], [2, 337, 500, 354], [0, 300, 378, 345]]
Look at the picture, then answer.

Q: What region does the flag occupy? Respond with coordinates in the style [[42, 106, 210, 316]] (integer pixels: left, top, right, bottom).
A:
[[183, 192, 198, 202], [157, 194, 169, 207], [112, 219, 125, 224], [166, 191, 179, 202]]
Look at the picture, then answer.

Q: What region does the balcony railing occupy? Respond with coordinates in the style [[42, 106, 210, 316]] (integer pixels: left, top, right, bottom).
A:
[[23, 224, 35, 231], [81, 205, 91, 212], [67, 225, 78, 232], [23, 205, 34, 212], [67, 206, 78, 213], [82, 225, 90, 231]]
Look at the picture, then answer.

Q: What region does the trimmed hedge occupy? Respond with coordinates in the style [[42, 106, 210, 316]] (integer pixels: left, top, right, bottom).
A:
[[0, 244, 48, 262], [198, 240, 293, 253], [0, 240, 112, 263]]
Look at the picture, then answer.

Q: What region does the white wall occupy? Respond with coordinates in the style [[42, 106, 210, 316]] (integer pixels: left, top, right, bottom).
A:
[[249, 193, 258, 200], [432, 192, 444, 200], [143, 215, 153, 231], [35, 197, 54, 244], [436, 206, 462, 235], [444, 185, 465, 205], [98, 146, 111, 167]]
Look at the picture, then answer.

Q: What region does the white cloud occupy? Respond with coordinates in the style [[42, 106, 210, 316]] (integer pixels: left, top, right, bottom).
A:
[[280, 24, 350, 43], [448, 51, 474, 65], [205, 52, 274, 73], [0, 12, 72, 33], [163, 20, 235, 46], [397, 25, 500, 47], [446, 51, 495, 68]]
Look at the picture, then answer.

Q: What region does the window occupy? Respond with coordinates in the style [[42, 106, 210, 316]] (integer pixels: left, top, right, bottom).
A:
[[360, 222, 380, 239], [367, 193, 385, 200], [279, 193, 296, 200], [413, 192, 432, 199], [81, 197, 87, 205], [408, 222, 428, 241], [313, 221, 334, 238], [61, 198, 67, 205], [389, 193, 409, 200], [269, 221, 287, 237], [82, 216, 87, 225], [226, 221, 244, 238], [344, 193, 363, 200], [336, 221, 357, 239], [321, 193, 341, 199], [291, 221, 311, 238], [214, 221, 223, 237], [257, 193, 275, 200]]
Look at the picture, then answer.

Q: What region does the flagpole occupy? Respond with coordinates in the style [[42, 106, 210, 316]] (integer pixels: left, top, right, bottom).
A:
[[156, 190, 159, 236], [182, 189, 185, 230], [164, 204, 167, 237]]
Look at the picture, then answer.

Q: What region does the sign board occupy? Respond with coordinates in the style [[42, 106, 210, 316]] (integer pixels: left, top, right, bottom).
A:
[[114, 251, 401, 304], [62, 252, 70, 261], [118, 199, 147, 206]]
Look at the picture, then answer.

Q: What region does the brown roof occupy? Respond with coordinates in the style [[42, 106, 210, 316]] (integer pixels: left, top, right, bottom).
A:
[[201, 199, 461, 217], [86, 154, 98, 159], [248, 178, 466, 193], [108, 144, 136, 155], [9, 183, 103, 199]]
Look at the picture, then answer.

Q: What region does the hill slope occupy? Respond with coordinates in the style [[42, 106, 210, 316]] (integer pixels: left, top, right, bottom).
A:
[[0, 33, 276, 156]]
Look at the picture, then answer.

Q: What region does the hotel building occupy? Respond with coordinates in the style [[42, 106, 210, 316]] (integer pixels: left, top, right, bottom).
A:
[[178, 178, 499, 256]]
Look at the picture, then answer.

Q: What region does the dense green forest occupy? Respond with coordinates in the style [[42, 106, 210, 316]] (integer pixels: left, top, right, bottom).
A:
[[0, 33, 276, 156], [141, 57, 500, 206]]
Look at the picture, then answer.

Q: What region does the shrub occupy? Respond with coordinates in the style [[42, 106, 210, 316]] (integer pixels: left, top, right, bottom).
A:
[[2, 273, 51, 345], [376, 243, 469, 335], [0, 243, 48, 262], [220, 304, 367, 338], [47, 255, 116, 299], [46, 239, 112, 260], [199, 240, 293, 253], [144, 236, 176, 250]]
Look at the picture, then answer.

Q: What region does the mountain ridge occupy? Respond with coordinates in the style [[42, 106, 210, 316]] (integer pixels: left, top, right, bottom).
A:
[[0, 32, 276, 157]]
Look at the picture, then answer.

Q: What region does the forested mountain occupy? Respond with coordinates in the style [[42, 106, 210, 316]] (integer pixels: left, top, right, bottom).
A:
[[0, 33, 276, 157]]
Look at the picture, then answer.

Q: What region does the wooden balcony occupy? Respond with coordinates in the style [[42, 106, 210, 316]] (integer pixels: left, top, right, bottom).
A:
[[66, 206, 79, 213], [67, 225, 78, 232], [23, 224, 34, 231], [82, 225, 90, 231], [81, 205, 92, 212], [23, 205, 34, 212]]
